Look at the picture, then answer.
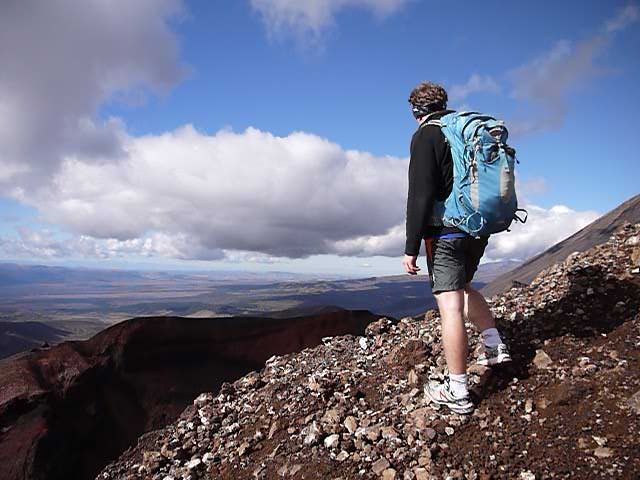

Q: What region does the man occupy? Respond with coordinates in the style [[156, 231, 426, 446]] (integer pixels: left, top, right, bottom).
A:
[[401, 81, 511, 415]]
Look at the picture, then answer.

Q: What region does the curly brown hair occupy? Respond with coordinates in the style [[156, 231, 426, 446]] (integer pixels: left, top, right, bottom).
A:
[[408, 81, 448, 109]]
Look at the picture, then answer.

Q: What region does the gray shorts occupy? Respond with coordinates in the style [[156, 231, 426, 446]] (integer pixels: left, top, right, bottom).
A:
[[423, 235, 489, 294]]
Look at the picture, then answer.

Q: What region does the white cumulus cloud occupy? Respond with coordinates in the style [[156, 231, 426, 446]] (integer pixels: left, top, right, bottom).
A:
[[17, 126, 407, 260], [4, 123, 600, 263], [0, 0, 186, 191], [485, 204, 600, 261], [0, 227, 224, 261], [3, 170, 601, 263]]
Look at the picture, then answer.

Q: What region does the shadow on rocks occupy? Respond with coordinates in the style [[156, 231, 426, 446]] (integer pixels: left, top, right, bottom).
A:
[[483, 264, 639, 393]]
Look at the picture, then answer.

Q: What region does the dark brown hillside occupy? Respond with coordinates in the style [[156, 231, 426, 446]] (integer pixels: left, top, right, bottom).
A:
[[0, 309, 381, 480], [482, 193, 640, 297]]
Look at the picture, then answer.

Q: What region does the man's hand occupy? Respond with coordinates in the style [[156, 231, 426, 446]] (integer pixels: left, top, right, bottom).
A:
[[402, 254, 421, 275]]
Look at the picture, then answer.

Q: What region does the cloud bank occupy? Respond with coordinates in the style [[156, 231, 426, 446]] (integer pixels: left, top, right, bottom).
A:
[[13, 127, 406, 260], [3, 124, 599, 263]]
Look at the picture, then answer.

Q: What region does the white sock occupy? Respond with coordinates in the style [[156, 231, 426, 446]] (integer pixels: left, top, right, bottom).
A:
[[481, 327, 502, 348], [448, 372, 468, 398]]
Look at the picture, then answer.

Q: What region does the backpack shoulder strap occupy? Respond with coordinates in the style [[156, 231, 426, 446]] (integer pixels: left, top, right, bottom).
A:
[[418, 109, 455, 130], [422, 119, 442, 128]]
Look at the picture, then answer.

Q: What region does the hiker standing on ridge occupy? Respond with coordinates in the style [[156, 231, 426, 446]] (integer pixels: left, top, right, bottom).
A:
[[401, 81, 512, 414]]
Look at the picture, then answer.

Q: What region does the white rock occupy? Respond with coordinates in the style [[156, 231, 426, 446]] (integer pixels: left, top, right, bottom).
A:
[[533, 350, 553, 369], [344, 416, 358, 434], [372, 457, 391, 475], [303, 421, 321, 446], [594, 447, 614, 458], [324, 434, 340, 449], [336, 450, 350, 462], [382, 468, 397, 480], [193, 393, 210, 406], [592, 435, 607, 447]]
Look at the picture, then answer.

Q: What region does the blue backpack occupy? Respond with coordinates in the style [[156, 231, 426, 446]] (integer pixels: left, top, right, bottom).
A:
[[424, 111, 527, 237]]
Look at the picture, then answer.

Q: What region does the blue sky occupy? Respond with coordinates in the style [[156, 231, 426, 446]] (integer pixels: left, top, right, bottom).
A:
[[102, 0, 640, 211], [0, 0, 638, 275]]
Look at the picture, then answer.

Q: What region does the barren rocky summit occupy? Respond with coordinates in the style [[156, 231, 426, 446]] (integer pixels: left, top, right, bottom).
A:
[[98, 224, 640, 480]]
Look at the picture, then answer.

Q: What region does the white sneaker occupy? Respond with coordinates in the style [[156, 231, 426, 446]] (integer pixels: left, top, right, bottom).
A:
[[424, 377, 474, 414], [477, 343, 512, 366]]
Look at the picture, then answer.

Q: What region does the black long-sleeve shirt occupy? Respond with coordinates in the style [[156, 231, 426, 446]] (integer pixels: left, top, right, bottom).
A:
[[404, 110, 462, 256]]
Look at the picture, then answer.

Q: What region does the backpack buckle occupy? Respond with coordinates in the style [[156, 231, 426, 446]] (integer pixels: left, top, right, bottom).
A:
[[514, 209, 528, 224]]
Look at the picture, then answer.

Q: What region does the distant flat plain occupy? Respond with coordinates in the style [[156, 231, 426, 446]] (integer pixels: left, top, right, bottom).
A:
[[0, 261, 519, 358]]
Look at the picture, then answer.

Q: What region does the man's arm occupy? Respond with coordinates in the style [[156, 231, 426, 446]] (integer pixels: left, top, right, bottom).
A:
[[404, 128, 438, 256]]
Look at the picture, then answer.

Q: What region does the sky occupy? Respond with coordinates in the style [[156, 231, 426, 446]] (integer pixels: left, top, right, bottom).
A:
[[0, 0, 638, 277]]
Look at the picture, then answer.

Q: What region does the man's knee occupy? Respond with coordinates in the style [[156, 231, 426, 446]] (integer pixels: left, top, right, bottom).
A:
[[434, 289, 465, 315]]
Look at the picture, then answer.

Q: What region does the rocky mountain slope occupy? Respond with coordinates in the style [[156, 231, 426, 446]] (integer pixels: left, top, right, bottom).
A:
[[0, 309, 380, 480], [482, 193, 640, 297], [98, 223, 640, 479]]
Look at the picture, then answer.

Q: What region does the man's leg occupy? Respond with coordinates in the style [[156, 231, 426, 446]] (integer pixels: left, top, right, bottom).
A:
[[463, 283, 495, 332], [462, 238, 511, 365], [434, 289, 467, 374], [464, 285, 511, 365], [422, 237, 474, 413]]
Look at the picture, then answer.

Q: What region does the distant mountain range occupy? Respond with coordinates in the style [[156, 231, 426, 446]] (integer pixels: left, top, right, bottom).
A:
[[0, 260, 519, 359], [0, 263, 340, 286]]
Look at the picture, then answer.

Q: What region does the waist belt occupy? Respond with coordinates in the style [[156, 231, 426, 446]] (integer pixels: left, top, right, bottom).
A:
[[424, 232, 469, 240]]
